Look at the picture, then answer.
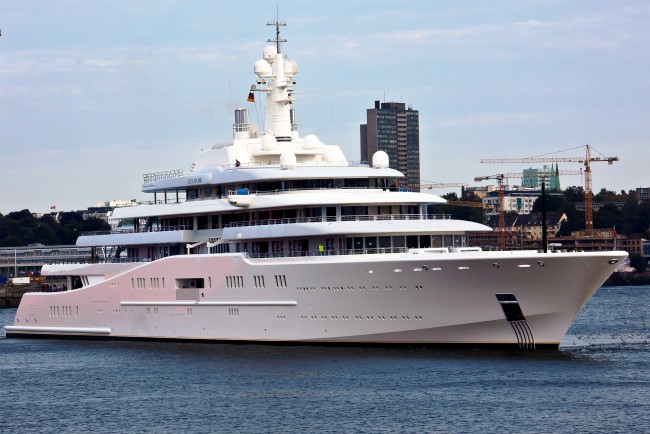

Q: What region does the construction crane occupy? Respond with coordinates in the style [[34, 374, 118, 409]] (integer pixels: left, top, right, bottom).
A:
[[421, 182, 489, 208], [447, 201, 488, 208], [499, 169, 583, 186], [481, 145, 618, 235], [474, 174, 506, 250], [420, 182, 469, 189]]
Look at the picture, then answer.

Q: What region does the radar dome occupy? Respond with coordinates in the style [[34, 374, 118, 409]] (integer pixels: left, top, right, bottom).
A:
[[284, 59, 298, 76], [279, 152, 297, 170], [261, 133, 277, 151], [254, 59, 271, 76], [303, 134, 322, 150], [263, 45, 277, 62], [372, 151, 389, 169]]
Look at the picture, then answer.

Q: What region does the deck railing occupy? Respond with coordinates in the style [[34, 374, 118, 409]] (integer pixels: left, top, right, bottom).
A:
[[226, 213, 450, 228], [81, 214, 451, 236], [247, 246, 409, 258], [44, 257, 153, 265], [42, 247, 412, 265]]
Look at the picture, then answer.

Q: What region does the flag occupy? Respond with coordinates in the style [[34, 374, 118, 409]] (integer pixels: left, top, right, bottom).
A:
[[247, 92, 255, 103]]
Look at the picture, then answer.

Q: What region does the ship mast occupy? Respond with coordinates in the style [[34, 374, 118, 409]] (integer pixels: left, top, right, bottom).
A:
[[257, 18, 294, 142], [267, 18, 286, 54]]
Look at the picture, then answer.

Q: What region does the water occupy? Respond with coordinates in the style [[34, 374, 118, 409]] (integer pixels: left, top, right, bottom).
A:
[[1, 286, 648, 433]]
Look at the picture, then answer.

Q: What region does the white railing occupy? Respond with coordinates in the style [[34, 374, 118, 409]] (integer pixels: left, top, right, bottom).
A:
[[142, 169, 184, 183], [226, 214, 450, 228], [247, 247, 409, 258]]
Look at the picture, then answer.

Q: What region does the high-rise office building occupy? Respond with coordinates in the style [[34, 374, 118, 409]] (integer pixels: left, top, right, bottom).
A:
[[360, 100, 420, 191]]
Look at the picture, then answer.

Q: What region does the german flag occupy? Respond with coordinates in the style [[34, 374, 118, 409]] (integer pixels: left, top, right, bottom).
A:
[[247, 92, 255, 103]]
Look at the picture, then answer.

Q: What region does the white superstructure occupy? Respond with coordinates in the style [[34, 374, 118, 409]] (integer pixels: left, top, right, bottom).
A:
[[6, 22, 626, 349]]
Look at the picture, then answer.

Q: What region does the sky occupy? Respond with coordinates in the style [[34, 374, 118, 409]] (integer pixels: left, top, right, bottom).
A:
[[1, 0, 649, 214]]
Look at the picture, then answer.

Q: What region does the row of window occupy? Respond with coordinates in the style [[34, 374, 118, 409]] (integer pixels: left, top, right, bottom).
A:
[[242, 234, 466, 258], [127, 274, 292, 291], [308, 284, 425, 292], [186, 177, 399, 201], [299, 315, 424, 321], [253, 275, 265, 288], [49, 305, 78, 318], [155, 204, 424, 232], [275, 275, 288, 288], [225, 275, 244, 289]]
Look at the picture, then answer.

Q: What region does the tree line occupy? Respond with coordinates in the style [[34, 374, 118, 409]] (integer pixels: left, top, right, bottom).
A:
[[0, 209, 111, 247]]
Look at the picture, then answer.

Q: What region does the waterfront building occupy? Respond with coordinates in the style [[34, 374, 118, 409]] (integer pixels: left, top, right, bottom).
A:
[[0, 244, 92, 278], [360, 101, 420, 191], [85, 200, 138, 228], [463, 185, 496, 199], [575, 201, 626, 212], [471, 212, 568, 250], [482, 189, 540, 216]]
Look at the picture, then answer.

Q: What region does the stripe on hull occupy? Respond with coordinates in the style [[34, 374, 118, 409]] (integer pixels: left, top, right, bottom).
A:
[[5, 325, 111, 335], [4, 330, 560, 350]]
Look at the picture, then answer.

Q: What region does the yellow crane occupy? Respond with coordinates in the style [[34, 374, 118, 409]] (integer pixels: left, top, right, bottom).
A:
[[499, 169, 583, 185], [474, 174, 506, 250], [447, 201, 488, 208], [481, 145, 618, 235], [421, 182, 490, 208], [420, 182, 469, 189]]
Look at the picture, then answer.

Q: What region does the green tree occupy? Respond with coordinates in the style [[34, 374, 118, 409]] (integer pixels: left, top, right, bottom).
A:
[[594, 204, 623, 230], [80, 217, 111, 233], [563, 186, 585, 203], [442, 192, 459, 201], [532, 194, 572, 213], [7, 209, 33, 221], [0, 209, 110, 246]]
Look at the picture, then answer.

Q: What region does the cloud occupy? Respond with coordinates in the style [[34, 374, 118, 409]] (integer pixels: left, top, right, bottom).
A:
[[364, 8, 648, 55], [378, 24, 502, 44], [432, 112, 540, 128]]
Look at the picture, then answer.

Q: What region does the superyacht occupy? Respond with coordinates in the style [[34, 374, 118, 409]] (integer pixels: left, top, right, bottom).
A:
[[6, 22, 627, 349]]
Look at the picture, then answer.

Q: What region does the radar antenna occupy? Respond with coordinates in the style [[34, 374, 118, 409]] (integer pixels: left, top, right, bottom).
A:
[[266, 8, 286, 53]]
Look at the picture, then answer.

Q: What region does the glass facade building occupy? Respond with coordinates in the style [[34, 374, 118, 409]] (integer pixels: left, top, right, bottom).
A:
[[360, 101, 420, 191]]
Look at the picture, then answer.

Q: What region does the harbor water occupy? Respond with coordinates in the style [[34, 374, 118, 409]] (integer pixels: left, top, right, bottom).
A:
[[1, 286, 648, 433]]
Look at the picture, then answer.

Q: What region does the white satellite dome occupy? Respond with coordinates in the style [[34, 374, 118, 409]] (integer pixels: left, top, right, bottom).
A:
[[263, 45, 277, 62], [303, 134, 322, 150], [261, 133, 277, 151], [254, 59, 271, 77], [372, 151, 389, 169], [279, 152, 297, 170], [284, 59, 298, 76]]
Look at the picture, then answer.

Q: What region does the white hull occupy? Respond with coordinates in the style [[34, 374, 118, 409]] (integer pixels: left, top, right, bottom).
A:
[[6, 249, 626, 349]]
